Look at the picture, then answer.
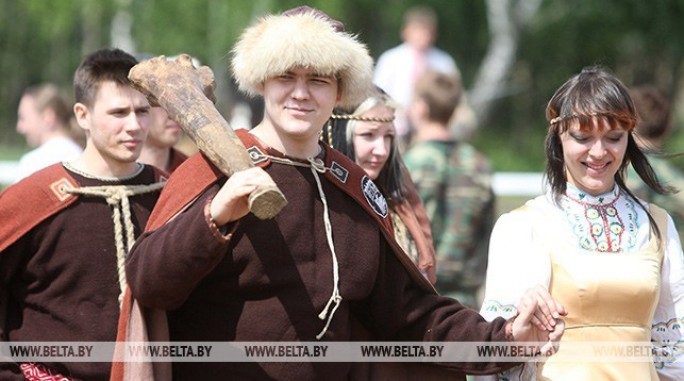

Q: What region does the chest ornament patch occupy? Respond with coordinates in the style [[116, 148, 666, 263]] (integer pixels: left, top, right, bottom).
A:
[[361, 176, 388, 218]]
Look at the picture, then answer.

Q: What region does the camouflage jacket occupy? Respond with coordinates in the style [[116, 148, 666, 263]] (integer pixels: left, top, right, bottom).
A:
[[404, 140, 495, 308]]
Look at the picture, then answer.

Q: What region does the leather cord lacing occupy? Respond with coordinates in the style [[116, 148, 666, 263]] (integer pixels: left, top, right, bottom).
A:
[[266, 154, 342, 340]]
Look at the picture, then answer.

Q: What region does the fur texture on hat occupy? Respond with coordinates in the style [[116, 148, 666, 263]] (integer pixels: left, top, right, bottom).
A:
[[231, 9, 374, 108]]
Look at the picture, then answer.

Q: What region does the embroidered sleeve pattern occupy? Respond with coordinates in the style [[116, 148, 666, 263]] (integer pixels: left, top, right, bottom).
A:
[[481, 300, 518, 320], [652, 317, 684, 370]]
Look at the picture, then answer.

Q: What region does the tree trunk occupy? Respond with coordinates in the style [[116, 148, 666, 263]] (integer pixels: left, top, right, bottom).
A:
[[469, 0, 541, 128]]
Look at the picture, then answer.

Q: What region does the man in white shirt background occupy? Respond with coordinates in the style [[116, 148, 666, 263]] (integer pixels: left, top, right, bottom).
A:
[[373, 5, 459, 146]]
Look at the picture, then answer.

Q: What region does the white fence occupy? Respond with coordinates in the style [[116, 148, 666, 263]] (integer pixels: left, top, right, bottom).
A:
[[0, 161, 18, 185], [0, 160, 545, 197], [491, 172, 544, 196]]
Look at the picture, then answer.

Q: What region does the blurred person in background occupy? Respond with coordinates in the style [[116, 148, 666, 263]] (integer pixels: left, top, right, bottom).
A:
[[138, 105, 187, 173], [15, 83, 84, 181], [135, 53, 201, 174], [404, 70, 495, 309], [323, 85, 437, 284], [626, 84, 684, 242], [373, 5, 460, 146]]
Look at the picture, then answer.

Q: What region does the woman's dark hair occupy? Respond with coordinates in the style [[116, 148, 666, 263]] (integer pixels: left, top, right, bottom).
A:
[[323, 86, 409, 206], [544, 66, 675, 238]]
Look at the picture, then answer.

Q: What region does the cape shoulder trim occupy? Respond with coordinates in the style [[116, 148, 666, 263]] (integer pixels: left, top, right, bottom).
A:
[[145, 152, 221, 232], [144, 129, 271, 232], [0, 164, 168, 253], [0, 164, 78, 253], [322, 148, 436, 294]]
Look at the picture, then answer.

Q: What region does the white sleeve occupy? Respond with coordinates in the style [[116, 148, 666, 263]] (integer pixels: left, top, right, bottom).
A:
[[372, 52, 392, 90], [475, 208, 552, 381], [651, 214, 684, 380], [480, 209, 552, 321], [443, 54, 458, 77]]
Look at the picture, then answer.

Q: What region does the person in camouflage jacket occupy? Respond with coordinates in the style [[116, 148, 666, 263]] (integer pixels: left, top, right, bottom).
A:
[[404, 70, 495, 308]]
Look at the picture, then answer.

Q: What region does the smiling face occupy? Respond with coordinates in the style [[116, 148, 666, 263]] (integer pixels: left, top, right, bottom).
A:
[[560, 119, 629, 195], [352, 104, 396, 180], [259, 66, 339, 156]]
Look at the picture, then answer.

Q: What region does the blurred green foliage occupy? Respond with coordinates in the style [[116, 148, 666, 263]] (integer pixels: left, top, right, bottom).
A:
[[2, 0, 684, 173]]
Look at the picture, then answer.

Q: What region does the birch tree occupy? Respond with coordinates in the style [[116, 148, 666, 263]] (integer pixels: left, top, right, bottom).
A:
[[469, 0, 542, 128]]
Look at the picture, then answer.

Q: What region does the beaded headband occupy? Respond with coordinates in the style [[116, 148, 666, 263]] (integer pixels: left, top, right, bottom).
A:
[[330, 114, 395, 123], [549, 111, 636, 128], [322, 114, 396, 147]]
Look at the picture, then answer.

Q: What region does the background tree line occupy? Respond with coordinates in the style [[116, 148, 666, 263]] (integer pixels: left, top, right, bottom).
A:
[[2, 0, 684, 171]]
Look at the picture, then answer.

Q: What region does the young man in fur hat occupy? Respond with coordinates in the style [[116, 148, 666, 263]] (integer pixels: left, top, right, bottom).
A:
[[121, 7, 565, 381]]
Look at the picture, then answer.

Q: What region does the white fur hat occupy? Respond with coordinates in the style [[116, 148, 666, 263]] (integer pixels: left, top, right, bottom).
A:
[[231, 7, 374, 108]]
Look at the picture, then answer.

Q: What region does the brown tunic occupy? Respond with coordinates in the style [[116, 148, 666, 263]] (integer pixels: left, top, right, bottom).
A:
[[0, 164, 162, 381], [125, 133, 515, 381]]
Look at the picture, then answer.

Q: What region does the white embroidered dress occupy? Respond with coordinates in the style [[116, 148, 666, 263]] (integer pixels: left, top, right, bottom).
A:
[[477, 183, 684, 380]]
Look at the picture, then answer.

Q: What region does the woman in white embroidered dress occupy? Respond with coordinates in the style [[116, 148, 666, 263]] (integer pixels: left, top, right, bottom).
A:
[[477, 66, 684, 380]]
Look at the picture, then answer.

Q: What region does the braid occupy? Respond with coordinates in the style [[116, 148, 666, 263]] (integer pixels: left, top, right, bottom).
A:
[[330, 113, 395, 123]]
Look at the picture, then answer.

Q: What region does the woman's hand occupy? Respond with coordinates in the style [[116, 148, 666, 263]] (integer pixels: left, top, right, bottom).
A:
[[511, 285, 567, 355]]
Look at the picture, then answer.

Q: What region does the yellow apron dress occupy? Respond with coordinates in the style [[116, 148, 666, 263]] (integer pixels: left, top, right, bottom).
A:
[[535, 205, 667, 380]]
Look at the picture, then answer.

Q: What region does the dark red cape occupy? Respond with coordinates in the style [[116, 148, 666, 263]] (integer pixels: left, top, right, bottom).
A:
[[144, 130, 431, 289], [1, 163, 169, 254], [0, 164, 79, 253], [111, 130, 437, 381]]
